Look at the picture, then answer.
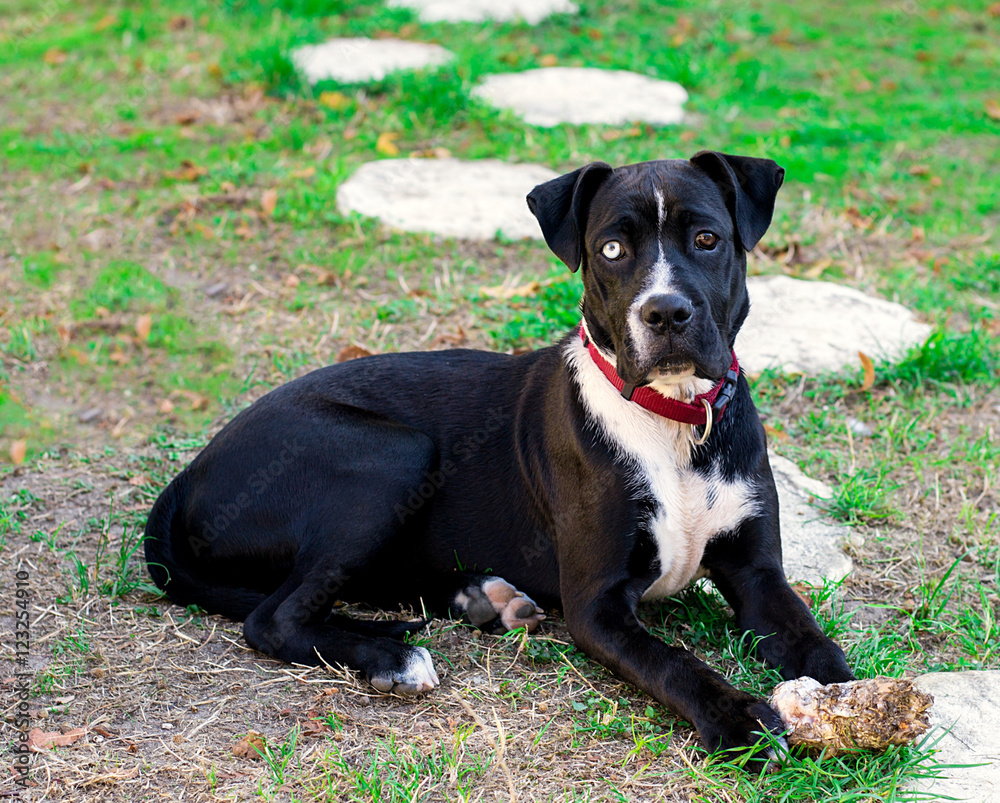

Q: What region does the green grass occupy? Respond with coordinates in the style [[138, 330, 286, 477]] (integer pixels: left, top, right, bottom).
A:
[[881, 327, 1000, 389], [71, 261, 171, 318], [309, 729, 491, 802]]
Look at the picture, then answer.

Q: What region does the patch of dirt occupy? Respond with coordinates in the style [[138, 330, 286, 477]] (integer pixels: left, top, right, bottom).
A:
[[2, 454, 710, 802]]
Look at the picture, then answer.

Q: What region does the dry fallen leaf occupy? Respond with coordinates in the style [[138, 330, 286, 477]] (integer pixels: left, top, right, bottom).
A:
[[318, 90, 349, 110], [801, 258, 833, 279], [94, 14, 118, 32], [43, 48, 67, 65], [300, 711, 330, 739], [336, 345, 374, 362], [482, 280, 541, 300], [291, 166, 316, 179], [431, 327, 467, 347], [128, 473, 150, 487], [790, 582, 814, 605], [375, 131, 400, 157], [158, 398, 175, 415], [67, 348, 89, 366], [9, 439, 27, 465], [233, 731, 265, 760], [409, 147, 452, 159], [169, 15, 193, 30], [27, 727, 86, 752], [763, 423, 791, 443], [986, 99, 1000, 121], [260, 188, 278, 217], [164, 160, 208, 182], [135, 313, 153, 342], [770, 28, 793, 47], [859, 351, 875, 391], [540, 54, 558, 67]]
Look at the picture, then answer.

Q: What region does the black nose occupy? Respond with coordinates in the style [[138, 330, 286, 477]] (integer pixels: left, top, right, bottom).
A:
[[640, 293, 695, 334]]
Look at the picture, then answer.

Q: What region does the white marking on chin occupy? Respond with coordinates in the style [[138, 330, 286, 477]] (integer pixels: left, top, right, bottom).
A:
[[565, 336, 760, 600]]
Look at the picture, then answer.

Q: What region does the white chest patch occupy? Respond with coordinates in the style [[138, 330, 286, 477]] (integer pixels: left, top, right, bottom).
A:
[[565, 335, 760, 600]]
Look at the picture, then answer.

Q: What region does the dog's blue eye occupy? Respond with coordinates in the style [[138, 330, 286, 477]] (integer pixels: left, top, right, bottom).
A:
[[695, 232, 718, 250], [601, 241, 623, 260]]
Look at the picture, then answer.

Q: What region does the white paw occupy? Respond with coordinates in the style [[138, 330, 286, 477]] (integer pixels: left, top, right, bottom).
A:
[[764, 735, 790, 768], [369, 646, 440, 696]]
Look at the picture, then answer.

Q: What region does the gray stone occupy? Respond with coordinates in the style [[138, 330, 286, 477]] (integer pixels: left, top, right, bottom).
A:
[[912, 671, 1000, 802], [388, 0, 577, 24], [473, 68, 687, 127], [203, 281, 229, 299], [290, 38, 453, 85], [847, 416, 875, 438], [739, 275, 931, 375], [769, 453, 853, 586], [336, 158, 557, 240], [77, 407, 104, 424]]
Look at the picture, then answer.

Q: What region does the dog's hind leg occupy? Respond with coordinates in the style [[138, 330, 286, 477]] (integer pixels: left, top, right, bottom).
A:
[[222, 405, 443, 695], [446, 575, 546, 634], [243, 561, 440, 695]]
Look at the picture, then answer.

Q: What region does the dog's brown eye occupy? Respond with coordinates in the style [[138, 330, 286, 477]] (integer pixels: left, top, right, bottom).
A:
[[601, 241, 624, 260], [695, 232, 718, 250]]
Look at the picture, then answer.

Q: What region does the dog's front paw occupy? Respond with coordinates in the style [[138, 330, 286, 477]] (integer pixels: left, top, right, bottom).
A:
[[369, 645, 440, 696], [698, 694, 787, 772], [794, 637, 855, 685]]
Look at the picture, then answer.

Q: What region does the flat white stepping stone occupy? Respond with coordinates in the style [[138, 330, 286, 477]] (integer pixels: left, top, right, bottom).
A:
[[388, 0, 577, 24], [739, 275, 931, 375], [291, 38, 453, 85], [769, 453, 852, 586], [473, 68, 688, 127], [912, 671, 1000, 802], [336, 158, 557, 240]]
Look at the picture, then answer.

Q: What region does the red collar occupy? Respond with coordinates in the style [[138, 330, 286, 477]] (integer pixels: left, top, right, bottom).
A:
[[579, 323, 739, 427]]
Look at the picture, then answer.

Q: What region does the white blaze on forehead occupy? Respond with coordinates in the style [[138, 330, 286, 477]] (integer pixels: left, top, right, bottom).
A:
[[655, 187, 666, 230], [628, 186, 677, 357]]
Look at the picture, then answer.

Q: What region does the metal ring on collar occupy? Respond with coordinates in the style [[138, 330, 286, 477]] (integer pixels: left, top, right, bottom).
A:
[[693, 398, 713, 445]]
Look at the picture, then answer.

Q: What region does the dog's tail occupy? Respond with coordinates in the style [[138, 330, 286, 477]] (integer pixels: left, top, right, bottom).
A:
[[143, 472, 266, 621]]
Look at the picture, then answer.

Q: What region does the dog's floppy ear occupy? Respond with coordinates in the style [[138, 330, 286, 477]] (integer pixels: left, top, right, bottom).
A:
[[689, 151, 784, 251], [526, 162, 614, 272]]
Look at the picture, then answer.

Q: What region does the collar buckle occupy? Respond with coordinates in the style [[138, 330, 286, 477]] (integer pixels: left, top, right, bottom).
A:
[[711, 364, 740, 415]]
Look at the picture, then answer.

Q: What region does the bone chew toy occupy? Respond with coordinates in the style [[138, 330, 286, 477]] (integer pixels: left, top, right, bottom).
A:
[[770, 676, 933, 753]]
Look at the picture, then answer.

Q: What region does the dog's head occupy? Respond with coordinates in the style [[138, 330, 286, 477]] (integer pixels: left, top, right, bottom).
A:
[[527, 152, 783, 388]]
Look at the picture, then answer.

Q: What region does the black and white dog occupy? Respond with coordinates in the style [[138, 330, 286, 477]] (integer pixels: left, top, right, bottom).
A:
[[145, 151, 853, 763]]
